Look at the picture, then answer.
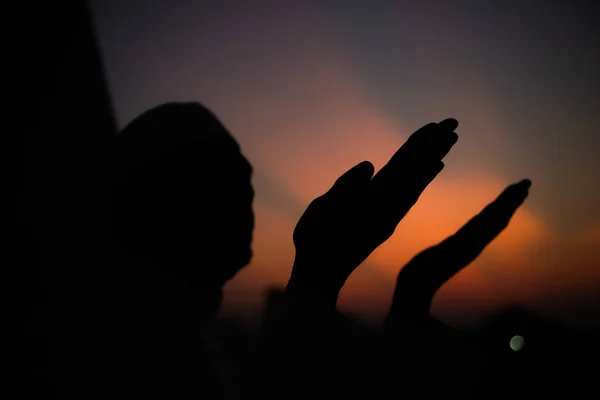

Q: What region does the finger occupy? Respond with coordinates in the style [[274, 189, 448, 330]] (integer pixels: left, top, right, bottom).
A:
[[433, 118, 459, 160], [364, 161, 445, 249], [438, 118, 459, 132], [370, 121, 457, 206], [325, 161, 375, 198], [382, 160, 445, 224], [446, 178, 531, 258], [392, 179, 532, 316], [296, 162, 375, 234], [384, 118, 458, 171]]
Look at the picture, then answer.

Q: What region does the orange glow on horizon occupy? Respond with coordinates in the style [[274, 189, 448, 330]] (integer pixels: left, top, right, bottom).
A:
[[213, 4, 600, 328]]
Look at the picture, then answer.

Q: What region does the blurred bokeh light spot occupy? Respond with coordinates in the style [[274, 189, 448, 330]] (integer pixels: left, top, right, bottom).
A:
[[510, 335, 525, 351]]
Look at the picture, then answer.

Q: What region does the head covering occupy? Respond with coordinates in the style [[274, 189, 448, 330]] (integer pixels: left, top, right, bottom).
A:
[[114, 102, 240, 176]]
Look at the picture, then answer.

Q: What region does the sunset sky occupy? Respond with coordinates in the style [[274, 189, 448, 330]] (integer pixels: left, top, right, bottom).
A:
[[92, 0, 600, 329]]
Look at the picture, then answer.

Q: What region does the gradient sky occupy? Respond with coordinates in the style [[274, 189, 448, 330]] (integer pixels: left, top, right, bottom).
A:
[[92, 0, 600, 329]]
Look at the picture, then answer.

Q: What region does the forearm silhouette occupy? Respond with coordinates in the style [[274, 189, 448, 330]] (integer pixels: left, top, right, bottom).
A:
[[385, 179, 531, 329], [375, 180, 531, 394]]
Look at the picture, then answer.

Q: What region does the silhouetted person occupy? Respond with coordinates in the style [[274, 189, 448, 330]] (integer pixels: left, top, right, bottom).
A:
[[111, 102, 254, 399]]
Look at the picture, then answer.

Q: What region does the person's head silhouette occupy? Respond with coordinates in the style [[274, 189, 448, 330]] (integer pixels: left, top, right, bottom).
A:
[[113, 102, 254, 296]]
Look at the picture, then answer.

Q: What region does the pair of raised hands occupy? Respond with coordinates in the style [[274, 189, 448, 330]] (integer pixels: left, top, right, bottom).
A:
[[288, 119, 530, 324]]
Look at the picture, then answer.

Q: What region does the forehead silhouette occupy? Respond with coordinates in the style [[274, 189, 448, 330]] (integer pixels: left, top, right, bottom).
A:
[[114, 102, 241, 170]]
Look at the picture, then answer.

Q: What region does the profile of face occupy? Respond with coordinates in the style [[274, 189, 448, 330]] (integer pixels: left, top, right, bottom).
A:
[[113, 103, 255, 289], [161, 145, 255, 282]]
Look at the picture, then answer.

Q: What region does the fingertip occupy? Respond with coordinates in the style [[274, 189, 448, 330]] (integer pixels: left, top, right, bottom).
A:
[[359, 160, 375, 171], [507, 179, 531, 192], [496, 179, 531, 207], [505, 180, 531, 199], [519, 179, 532, 189], [356, 160, 375, 178], [439, 118, 459, 131], [449, 131, 459, 145]]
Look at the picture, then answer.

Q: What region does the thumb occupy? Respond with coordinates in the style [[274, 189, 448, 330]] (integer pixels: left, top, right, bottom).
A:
[[293, 161, 374, 242], [326, 161, 375, 198]]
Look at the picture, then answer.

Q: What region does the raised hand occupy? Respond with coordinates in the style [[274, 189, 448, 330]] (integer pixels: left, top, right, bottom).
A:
[[288, 119, 459, 306], [385, 179, 532, 328]]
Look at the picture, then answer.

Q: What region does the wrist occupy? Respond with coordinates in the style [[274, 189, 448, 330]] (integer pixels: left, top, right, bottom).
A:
[[285, 278, 340, 309], [288, 256, 353, 308]]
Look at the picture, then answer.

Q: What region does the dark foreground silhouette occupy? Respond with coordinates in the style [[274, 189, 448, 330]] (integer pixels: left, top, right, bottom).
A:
[[21, 2, 599, 399], [255, 119, 530, 397], [259, 118, 599, 397], [19, 1, 115, 398], [110, 102, 255, 398]]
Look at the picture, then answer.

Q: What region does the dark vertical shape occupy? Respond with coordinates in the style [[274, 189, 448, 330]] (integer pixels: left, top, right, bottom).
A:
[[12, 1, 116, 396]]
